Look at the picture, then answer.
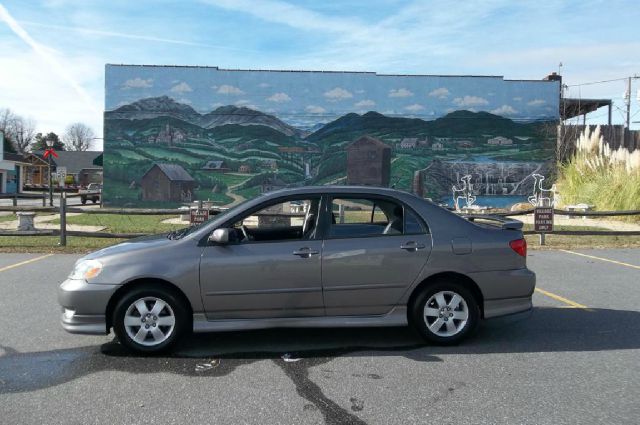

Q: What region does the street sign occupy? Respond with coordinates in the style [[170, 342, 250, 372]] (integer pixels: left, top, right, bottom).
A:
[[190, 208, 209, 225], [534, 207, 554, 232], [57, 166, 67, 186]]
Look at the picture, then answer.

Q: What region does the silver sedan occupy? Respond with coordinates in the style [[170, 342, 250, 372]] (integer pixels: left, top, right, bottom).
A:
[[58, 186, 535, 353]]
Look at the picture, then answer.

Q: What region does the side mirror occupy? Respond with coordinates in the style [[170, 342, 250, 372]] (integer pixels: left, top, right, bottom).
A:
[[209, 228, 230, 244]]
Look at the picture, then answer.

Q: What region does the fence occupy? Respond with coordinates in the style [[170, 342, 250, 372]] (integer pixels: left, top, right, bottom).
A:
[[0, 195, 639, 246]]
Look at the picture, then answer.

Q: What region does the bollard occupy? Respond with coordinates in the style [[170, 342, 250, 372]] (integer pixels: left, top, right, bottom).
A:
[[59, 191, 67, 246]]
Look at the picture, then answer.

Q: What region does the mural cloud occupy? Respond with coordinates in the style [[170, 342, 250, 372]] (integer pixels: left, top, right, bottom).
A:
[[122, 77, 153, 89], [217, 84, 244, 95], [305, 105, 326, 113], [324, 87, 353, 101], [170, 82, 192, 94], [354, 99, 376, 108], [428, 87, 450, 98], [453, 96, 489, 107], [389, 88, 413, 98], [405, 103, 425, 112], [267, 92, 292, 103], [490, 104, 518, 115], [527, 99, 546, 106]]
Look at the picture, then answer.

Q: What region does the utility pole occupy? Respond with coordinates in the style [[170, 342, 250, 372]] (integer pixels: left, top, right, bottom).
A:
[[625, 76, 632, 130]]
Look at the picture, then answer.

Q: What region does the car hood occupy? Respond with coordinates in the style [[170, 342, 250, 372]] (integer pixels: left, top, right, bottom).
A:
[[82, 233, 172, 261]]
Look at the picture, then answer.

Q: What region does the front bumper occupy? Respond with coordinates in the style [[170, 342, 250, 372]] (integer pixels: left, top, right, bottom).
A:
[[58, 278, 119, 335]]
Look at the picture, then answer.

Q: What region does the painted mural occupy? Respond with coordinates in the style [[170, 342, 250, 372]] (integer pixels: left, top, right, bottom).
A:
[[104, 65, 559, 208]]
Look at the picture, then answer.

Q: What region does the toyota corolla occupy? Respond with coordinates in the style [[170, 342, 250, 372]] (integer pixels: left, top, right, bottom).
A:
[[58, 186, 535, 353]]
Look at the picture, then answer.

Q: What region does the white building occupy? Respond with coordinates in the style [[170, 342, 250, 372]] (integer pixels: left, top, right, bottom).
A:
[[487, 136, 513, 145], [399, 138, 418, 149], [431, 142, 444, 151]]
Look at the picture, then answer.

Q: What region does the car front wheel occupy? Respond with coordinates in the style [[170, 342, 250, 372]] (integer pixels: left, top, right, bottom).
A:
[[411, 281, 480, 345], [113, 286, 188, 353]]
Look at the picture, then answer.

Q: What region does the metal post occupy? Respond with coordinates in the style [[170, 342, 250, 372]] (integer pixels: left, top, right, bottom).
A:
[[48, 155, 53, 207], [42, 192, 46, 207], [59, 191, 67, 246], [338, 204, 345, 224], [539, 233, 546, 246], [12, 195, 17, 207]]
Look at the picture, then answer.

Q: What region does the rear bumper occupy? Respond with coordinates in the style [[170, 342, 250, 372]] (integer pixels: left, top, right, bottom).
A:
[[57, 278, 119, 335], [468, 268, 536, 319]]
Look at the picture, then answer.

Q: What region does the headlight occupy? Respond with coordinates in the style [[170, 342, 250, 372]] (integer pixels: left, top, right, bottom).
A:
[[69, 259, 103, 280]]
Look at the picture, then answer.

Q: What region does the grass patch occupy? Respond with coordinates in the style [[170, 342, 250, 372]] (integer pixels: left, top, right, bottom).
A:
[[50, 214, 185, 234], [0, 213, 16, 223], [0, 236, 126, 254]]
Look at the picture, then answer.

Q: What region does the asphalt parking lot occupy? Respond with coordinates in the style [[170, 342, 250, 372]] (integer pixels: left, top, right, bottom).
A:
[[0, 249, 638, 424]]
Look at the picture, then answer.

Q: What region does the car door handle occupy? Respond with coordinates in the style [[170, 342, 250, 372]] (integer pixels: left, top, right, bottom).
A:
[[400, 241, 426, 251], [293, 248, 319, 258]]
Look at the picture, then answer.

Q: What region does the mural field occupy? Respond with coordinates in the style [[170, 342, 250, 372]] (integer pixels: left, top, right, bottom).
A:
[[104, 65, 560, 208]]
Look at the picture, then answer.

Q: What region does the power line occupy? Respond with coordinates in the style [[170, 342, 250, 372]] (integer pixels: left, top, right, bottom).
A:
[[567, 76, 635, 87]]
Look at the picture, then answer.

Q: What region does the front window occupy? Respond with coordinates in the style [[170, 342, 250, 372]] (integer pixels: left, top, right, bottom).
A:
[[230, 197, 320, 243]]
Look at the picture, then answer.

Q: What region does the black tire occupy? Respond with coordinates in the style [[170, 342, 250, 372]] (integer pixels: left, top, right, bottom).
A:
[[81, 197, 87, 205], [112, 284, 189, 354], [410, 280, 480, 345], [92, 197, 98, 204]]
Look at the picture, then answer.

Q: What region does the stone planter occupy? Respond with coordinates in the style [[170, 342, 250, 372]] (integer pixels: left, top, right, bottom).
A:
[[16, 212, 36, 231]]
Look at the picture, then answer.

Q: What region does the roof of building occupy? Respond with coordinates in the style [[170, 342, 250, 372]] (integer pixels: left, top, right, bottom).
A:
[[33, 150, 103, 174], [561, 98, 612, 120], [145, 163, 195, 181], [347, 135, 391, 150], [3, 152, 29, 163]]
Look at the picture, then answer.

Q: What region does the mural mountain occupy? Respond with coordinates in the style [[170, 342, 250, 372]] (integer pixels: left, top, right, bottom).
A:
[[104, 95, 556, 208]]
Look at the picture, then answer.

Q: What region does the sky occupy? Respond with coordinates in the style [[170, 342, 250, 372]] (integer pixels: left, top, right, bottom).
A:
[[1, 0, 639, 151]]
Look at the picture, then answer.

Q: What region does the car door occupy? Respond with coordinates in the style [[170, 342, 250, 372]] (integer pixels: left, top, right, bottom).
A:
[[199, 196, 324, 320], [321, 195, 432, 316]]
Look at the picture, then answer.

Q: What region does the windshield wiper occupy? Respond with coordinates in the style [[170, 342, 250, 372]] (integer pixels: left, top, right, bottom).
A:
[[166, 227, 190, 240]]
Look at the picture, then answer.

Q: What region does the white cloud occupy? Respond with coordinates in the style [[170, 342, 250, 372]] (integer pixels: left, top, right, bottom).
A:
[[527, 99, 546, 106], [122, 77, 153, 89], [453, 96, 489, 107], [211, 102, 224, 108], [491, 105, 518, 115], [354, 99, 375, 108], [267, 92, 292, 102], [258, 82, 271, 88], [513, 97, 523, 101], [217, 84, 244, 95], [355, 89, 365, 94], [428, 87, 449, 98], [405, 103, 425, 112], [306, 105, 326, 113], [324, 87, 353, 101], [234, 99, 257, 109], [389, 88, 413, 98], [177, 98, 192, 104], [170, 81, 192, 94]]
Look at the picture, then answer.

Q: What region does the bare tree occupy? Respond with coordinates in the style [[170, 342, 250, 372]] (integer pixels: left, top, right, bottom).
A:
[[12, 116, 36, 153], [63, 122, 95, 151], [0, 108, 17, 144]]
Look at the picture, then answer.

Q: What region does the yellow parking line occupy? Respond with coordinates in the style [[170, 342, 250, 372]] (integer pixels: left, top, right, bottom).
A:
[[0, 254, 54, 273], [559, 249, 640, 270], [535, 288, 588, 309]]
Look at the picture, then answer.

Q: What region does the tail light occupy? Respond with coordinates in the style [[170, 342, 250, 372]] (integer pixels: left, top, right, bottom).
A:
[[509, 238, 527, 257]]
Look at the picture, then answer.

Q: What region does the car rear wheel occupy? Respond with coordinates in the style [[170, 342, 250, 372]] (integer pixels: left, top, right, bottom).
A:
[[113, 286, 188, 353], [411, 281, 480, 345]]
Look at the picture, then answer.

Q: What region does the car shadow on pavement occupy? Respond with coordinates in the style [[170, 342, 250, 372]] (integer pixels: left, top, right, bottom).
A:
[[1, 307, 639, 396]]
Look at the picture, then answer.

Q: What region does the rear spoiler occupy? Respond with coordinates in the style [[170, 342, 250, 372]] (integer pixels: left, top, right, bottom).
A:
[[462, 214, 524, 230]]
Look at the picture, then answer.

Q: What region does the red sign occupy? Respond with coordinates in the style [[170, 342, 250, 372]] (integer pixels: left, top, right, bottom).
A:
[[534, 207, 554, 232], [189, 208, 209, 225]]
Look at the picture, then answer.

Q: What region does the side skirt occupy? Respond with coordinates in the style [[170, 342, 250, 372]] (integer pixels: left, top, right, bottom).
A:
[[192, 306, 408, 333]]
